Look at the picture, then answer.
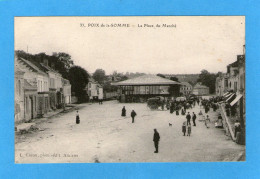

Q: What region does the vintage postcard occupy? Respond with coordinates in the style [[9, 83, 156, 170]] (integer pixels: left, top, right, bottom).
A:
[[14, 16, 245, 163]]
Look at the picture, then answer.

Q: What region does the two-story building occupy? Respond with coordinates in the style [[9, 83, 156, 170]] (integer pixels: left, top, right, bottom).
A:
[[40, 60, 64, 109], [16, 57, 48, 119], [86, 80, 103, 101], [180, 82, 192, 96], [192, 83, 209, 96], [215, 73, 229, 96]]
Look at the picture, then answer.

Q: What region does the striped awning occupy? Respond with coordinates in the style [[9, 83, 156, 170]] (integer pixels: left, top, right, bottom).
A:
[[225, 93, 233, 99], [230, 94, 243, 106], [226, 93, 235, 102], [223, 92, 229, 97]]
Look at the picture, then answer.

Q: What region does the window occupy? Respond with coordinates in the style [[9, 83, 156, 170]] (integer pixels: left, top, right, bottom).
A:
[[234, 82, 238, 92], [18, 80, 21, 96], [35, 96, 37, 111]]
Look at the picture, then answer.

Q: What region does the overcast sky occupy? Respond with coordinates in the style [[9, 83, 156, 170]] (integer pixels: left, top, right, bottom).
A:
[[15, 16, 245, 75]]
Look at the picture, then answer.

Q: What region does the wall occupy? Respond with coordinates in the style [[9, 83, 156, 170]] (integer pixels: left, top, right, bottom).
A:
[[15, 73, 25, 123], [63, 84, 71, 104], [98, 87, 103, 99]]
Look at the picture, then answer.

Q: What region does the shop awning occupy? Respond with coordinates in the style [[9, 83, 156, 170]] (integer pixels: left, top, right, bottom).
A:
[[230, 94, 243, 106], [225, 93, 233, 99], [226, 93, 235, 102], [223, 92, 229, 97]]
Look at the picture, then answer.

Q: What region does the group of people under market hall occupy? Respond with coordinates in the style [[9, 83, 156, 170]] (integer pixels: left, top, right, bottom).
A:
[[167, 97, 200, 116]]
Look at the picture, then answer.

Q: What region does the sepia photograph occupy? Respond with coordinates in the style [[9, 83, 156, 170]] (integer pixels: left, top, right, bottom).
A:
[[14, 16, 245, 163]]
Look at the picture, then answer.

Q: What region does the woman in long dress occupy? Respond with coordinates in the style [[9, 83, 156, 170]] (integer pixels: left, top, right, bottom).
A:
[[76, 110, 80, 124], [205, 115, 210, 128], [121, 106, 126, 117]]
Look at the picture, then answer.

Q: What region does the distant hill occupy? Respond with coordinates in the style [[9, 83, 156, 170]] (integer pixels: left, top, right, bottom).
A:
[[163, 74, 200, 86], [125, 72, 146, 79]]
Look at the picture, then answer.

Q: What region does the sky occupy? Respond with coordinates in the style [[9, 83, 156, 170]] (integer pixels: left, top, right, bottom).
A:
[[15, 16, 245, 75]]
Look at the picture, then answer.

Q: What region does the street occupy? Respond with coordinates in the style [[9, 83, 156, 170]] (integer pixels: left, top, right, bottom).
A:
[[15, 100, 245, 163]]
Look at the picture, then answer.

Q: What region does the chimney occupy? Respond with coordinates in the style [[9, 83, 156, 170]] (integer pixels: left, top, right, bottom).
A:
[[43, 59, 48, 66]]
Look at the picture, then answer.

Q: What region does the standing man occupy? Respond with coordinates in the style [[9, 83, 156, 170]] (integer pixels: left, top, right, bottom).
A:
[[234, 120, 241, 138], [192, 112, 197, 126], [186, 112, 191, 125], [153, 129, 160, 153], [131, 110, 137, 123]]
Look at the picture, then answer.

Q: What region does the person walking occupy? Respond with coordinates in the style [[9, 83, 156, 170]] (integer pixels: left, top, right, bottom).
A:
[[76, 110, 80, 124], [182, 121, 187, 136], [121, 106, 126, 117], [176, 106, 179, 115], [187, 123, 191, 136], [181, 108, 185, 115], [186, 112, 191, 125], [192, 112, 197, 126], [234, 120, 241, 138], [205, 115, 210, 128], [131, 110, 137, 123], [153, 129, 160, 153], [90, 96, 93, 103]]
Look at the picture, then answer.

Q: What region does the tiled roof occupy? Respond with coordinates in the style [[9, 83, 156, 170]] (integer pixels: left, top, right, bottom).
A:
[[40, 63, 61, 75], [181, 82, 192, 87], [112, 74, 181, 86], [18, 57, 47, 76]]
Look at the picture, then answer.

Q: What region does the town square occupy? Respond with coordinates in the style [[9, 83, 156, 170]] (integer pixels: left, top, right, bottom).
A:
[[14, 16, 245, 163]]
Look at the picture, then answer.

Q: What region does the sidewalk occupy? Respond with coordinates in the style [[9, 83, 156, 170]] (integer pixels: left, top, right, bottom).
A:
[[219, 103, 236, 141], [15, 104, 79, 133]]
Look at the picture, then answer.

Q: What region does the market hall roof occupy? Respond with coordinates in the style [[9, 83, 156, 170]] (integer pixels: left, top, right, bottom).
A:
[[111, 74, 181, 86], [180, 82, 192, 87]]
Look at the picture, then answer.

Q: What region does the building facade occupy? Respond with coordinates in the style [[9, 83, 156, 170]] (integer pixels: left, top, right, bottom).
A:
[[192, 83, 209, 96], [15, 56, 72, 123], [180, 82, 193, 96], [40, 61, 65, 109], [15, 66, 25, 123], [87, 81, 103, 101], [215, 46, 245, 128], [16, 57, 50, 118], [62, 78, 72, 104], [215, 73, 228, 96]]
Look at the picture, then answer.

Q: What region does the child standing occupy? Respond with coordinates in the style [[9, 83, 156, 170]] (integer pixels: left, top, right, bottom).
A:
[[182, 121, 187, 136]]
